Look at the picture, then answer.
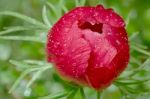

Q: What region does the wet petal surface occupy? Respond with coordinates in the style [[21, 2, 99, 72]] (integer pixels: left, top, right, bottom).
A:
[[47, 5, 129, 90]]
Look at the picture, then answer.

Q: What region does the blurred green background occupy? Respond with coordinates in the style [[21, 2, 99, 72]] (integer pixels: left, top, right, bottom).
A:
[[0, 0, 150, 99]]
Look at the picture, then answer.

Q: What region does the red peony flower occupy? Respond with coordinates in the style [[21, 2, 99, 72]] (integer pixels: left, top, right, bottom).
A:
[[46, 5, 129, 90]]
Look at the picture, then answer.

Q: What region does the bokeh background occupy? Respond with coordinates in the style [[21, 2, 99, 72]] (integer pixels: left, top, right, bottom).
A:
[[0, 0, 150, 99]]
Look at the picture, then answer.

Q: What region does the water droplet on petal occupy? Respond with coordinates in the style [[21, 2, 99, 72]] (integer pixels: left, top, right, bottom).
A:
[[116, 40, 120, 45]]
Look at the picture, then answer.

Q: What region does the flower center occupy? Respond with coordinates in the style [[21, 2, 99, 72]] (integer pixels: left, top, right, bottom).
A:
[[78, 21, 103, 33]]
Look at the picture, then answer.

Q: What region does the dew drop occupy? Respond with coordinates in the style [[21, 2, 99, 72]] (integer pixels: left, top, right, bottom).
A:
[[110, 13, 113, 17], [114, 19, 118, 22], [105, 16, 109, 21], [71, 49, 75, 52], [95, 64, 99, 67], [116, 40, 120, 45], [50, 40, 54, 43], [64, 28, 69, 32], [107, 32, 112, 35], [63, 44, 67, 47], [60, 52, 64, 55], [72, 63, 76, 66], [56, 42, 60, 45]]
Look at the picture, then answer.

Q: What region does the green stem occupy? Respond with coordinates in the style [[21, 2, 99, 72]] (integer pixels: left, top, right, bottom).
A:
[[97, 91, 101, 99], [80, 88, 86, 99], [67, 89, 78, 99]]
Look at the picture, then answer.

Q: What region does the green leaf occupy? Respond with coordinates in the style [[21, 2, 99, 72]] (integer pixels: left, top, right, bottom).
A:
[[59, 0, 68, 13], [9, 60, 30, 69], [80, 88, 86, 99], [137, 57, 150, 70], [75, 0, 80, 7], [125, 10, 134, 28], [38, 91, 68, 99], [26, 65, 52, 89], [26, 70, 44, 89], [123, 86, 142, 94], [80, 0, 86, 6], [75, 0, 86, 7], [0, 26, 28, 35], [10, 60, 53, 69], [0, 26, 41, 35], [9, 68, 41, 93], [23, 60, 47, 66], [0, 11, 48, 29], [130, 56, 142, 66], [98, 0, 107, 7], [131, 42, 148, 50], [129, 32, 139, 41], [131, 45, 150, 56], [130, 57, 150, 76], [9, 60, 52, 93], [46, 2, 61, 19], [67, 89, 78, 99], [42, 6, 52, 27], [0, 35, 45, 43], [119, 57, 150, 78], [118, 86, 128, 99], [115, 79, 150, 85], [62, 5, 68, 13]]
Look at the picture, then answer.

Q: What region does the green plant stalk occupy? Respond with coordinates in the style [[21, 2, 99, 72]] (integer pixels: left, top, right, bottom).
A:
[[80, 88, 86, 99], [97, 91, 101, 99]]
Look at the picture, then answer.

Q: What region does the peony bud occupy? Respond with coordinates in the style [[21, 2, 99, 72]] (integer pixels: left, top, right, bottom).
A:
[[46, 5, 129, 90]]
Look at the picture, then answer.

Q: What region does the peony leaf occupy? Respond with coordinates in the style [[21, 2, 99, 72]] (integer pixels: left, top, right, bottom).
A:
[[42, 6, 52, 28], [0, 11, 48, 29], [9, 68, 41, 93], [38, 91, 68, 99], [0, 35, 45, 43]]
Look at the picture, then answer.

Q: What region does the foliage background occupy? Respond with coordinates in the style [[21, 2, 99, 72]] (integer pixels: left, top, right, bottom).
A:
[[0, 0, 150, 99]]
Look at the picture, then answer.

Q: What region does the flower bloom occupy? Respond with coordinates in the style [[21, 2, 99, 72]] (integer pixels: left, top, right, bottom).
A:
[[46, 5, 129, 90]]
